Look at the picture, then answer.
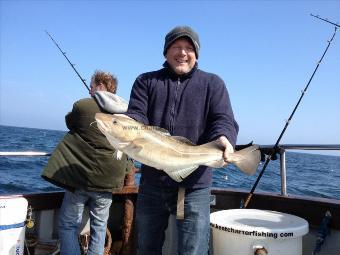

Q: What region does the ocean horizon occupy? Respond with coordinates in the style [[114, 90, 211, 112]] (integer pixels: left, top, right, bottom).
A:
[[1, 125, 339, 201]]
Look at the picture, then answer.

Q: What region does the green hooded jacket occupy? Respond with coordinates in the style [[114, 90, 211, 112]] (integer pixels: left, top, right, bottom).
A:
[[42, 97, 133, 192]]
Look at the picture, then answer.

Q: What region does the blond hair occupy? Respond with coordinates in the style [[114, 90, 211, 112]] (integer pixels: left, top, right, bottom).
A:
[[91, 70, 118, 93]]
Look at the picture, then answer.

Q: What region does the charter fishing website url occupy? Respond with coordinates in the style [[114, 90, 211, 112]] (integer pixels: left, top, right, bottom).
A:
[[210, 223, 294, 239], [122, 126, 162, 131]]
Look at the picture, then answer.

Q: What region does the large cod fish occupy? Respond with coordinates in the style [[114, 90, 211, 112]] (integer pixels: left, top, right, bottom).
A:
[[95, 113, 261, 182]]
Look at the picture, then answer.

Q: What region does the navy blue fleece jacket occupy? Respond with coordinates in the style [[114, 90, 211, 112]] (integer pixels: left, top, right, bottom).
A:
[[126, 62, 238, 188]]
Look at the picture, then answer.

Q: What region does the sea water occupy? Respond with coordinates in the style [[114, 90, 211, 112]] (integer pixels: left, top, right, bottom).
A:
[[0, 125, 339, 200]]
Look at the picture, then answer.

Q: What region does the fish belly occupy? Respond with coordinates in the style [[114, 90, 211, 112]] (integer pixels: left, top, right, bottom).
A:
[[126, 141, 222, 171]]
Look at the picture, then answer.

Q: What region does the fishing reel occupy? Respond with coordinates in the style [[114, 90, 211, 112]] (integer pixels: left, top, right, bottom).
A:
[[259, 147, 279, 161]]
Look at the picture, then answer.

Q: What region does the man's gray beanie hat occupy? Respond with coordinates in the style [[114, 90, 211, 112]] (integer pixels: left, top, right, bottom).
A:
[[163, 26, 200, 58]]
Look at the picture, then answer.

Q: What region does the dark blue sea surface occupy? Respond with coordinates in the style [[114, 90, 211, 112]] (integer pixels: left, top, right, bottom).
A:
[[0, 125, 339, 200]]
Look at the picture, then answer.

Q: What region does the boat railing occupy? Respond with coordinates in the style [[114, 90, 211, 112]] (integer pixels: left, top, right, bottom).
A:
[[0, 151, 51, 156], [1, 144, 340, 197], [259, 144, 340, 196]]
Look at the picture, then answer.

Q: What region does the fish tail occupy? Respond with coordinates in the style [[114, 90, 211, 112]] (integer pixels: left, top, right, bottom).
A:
[[231, 145, 261, 175]]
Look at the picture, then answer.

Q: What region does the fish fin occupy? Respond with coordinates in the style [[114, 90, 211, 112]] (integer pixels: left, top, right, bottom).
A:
[[165, 165, 199, 182], [113, 150, 123, 160], [230, 145, 261, 175], [172, 136, 196, 145], [125, 139, 144, 154]]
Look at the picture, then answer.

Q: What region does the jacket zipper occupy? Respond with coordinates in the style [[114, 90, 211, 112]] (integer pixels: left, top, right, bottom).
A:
[[169, 78, 180, 133]]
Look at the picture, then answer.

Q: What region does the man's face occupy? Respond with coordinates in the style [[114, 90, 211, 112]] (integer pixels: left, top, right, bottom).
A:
[[165, 38, 196, 75]]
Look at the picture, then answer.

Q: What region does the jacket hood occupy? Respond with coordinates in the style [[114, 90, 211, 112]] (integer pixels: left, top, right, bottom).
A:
[[93, 91, 128, 113]]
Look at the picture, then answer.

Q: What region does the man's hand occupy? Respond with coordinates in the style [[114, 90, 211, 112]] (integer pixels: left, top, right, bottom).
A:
[[217, 136, 234, 166]]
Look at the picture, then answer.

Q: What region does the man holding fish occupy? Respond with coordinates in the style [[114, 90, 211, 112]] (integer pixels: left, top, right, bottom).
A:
[[126, 26, 239, 254]]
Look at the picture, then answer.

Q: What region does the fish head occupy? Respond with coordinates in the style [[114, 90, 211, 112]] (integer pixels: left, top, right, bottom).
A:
[[95, 113, 141, 147]]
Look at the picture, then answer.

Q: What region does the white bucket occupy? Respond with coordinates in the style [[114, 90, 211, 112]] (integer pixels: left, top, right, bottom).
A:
[[210, 209, 308, 255], [0, 196, 28, 255]]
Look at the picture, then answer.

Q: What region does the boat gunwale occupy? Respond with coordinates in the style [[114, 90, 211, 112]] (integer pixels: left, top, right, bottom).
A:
[[211, 188, 340, 230], [20, 187, 340, 230]]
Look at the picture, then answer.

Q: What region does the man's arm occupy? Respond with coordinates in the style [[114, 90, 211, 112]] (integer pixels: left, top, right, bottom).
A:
[[125, 75, 150, 125], [65, 103, 77, 130], [207, 76, 239, 146], [207, 76, 238, 164]]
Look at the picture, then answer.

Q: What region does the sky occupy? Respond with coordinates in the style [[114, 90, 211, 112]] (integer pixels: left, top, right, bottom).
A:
[[1, 0, 340, 155]]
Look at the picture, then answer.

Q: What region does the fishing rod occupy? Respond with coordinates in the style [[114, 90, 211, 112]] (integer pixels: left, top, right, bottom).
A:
[[242, 15, 338, 209], [45, 30, 90, 92], [311, 14, 340, 28]]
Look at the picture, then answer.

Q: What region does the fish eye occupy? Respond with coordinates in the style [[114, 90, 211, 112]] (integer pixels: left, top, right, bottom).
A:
[[112, 120, 118, 124]]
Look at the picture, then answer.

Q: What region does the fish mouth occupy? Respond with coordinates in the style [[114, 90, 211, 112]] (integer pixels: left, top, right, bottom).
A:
[[95, 113, 112, 134], [95, 113, 122, 148]]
